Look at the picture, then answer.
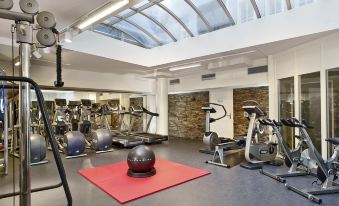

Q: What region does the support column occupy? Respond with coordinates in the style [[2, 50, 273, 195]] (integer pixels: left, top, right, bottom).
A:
[[20, 42, 31, 206], [156, 78, 168, 136]]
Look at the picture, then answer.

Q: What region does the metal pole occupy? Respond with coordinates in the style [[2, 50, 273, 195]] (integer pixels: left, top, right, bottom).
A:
[[3, 71, 8, 175], [19, 42, 31, 206]]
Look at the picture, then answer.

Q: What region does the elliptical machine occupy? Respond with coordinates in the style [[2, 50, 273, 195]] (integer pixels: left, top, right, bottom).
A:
[[240, 101, 282, 170], [78, 99, 113, 154], [199, 103, 235, 154], [53, 99, 87, 159], [30, 101, 48, 165]]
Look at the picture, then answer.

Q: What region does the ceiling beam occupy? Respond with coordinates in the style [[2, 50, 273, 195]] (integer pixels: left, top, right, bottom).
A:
[[130, 7, 177, 42], [285, 0, 292, 10], [250, 0, 262, 19], [216, 0, 235, 25], [109, 2, 156, 25], [184, 0, 213, 32]]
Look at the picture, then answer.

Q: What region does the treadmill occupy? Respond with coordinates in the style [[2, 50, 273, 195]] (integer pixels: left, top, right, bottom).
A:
[[129, 106, 168, 144], [107, 102, 144, 148]]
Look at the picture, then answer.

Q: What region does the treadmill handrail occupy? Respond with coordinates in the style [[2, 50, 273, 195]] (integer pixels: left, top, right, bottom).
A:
[[142, 107, 159, 117]]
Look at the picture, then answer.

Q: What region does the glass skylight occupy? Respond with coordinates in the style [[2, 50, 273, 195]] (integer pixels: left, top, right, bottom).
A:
[[93, 0, 320, 49]]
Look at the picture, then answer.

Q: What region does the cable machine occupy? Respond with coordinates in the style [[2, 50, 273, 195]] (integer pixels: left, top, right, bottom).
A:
[[0, 0, 71, 205]]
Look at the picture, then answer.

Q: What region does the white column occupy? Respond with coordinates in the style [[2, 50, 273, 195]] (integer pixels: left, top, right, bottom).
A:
[[268, 55, 277, 120], [156, 78, 168, 136], [320, 44, 328, 159]]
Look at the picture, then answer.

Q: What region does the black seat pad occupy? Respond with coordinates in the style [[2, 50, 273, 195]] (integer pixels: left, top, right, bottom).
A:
[[325, 138, 339, 145]]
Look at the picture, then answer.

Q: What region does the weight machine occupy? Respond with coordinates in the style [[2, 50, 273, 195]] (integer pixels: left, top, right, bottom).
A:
[[0, 0, 71, 205]]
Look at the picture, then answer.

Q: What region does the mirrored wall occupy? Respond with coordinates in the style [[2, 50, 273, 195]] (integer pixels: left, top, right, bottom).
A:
[[299, 72, 321, 152], [278, 77, 295, 148], [327, 68, 339, 155]]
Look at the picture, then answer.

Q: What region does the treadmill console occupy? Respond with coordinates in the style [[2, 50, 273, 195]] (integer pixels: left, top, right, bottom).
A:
[[31, 101, 38, 109], [242, 106, 266, 117], [68, 101, 81, 107], [55, 99, 67, 107], [81, 99, 92, 107]]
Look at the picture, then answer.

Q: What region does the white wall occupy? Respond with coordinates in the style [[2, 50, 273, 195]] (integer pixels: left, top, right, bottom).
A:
[[0, 61, 154, 93], [31, 90, 97, 102], [270, 31, 339, 158], [29, 65, 154, 93], [169, 66, 268, 93], [209, 88, 234, 139]]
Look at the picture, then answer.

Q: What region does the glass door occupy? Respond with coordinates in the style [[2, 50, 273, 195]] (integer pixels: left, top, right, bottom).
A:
[[327, 68, 339, 156], [278, 77, 295, 148], [300, 72, 321, 153]]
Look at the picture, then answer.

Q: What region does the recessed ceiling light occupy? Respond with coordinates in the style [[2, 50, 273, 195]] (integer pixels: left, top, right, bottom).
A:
[[77, 0, 129, 30], [169, 63, 202, 71]]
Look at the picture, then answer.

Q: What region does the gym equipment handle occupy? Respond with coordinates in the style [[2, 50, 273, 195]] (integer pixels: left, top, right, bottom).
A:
[[0, 76, 72, 206], [208, 103, 227, 121]]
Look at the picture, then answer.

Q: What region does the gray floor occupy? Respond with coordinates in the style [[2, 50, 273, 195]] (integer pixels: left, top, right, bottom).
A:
[[0, 138, 338, 206]]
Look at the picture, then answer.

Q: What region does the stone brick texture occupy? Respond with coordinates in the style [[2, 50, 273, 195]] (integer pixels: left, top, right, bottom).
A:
[[233, 86, 269, 141], [169, 91, 209, 140], [130, 97, 143, 132]]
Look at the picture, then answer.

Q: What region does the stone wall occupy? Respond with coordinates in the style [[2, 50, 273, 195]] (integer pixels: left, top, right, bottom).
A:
[[168, 91, 209, 140], [130, 97, 143, 132], [233, 86, 269, 137]]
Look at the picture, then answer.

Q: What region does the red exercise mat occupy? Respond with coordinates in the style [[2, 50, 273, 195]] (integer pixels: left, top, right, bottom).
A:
[[79, 158, 210, 204]]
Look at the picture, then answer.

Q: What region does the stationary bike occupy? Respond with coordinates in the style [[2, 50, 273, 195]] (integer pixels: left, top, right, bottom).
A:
[[259, 119, 316, 183], [199, 103, 234, 154], [240, 101, 282, 170], [284, 118, 339, 204]]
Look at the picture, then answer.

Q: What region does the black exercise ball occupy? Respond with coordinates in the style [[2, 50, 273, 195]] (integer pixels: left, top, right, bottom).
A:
[[30, 133, 47, 163], [127, 145, 156, 178]]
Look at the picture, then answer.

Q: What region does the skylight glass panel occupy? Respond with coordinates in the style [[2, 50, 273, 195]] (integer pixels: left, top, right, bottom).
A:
[[291, 0, 317, 8], [161, 0, 209, 36], [238, 0, 256, 23], [126, 13, 173, 44], [114, 20, 158, 48], [94, 24, 142, 47], [255, 0, 285, 16], [191, 0, 232, 30], [117, 8, 135, 17], [222, 0, 256, 24], [143, 5, 191, 41], [223, 0, 239, 24]]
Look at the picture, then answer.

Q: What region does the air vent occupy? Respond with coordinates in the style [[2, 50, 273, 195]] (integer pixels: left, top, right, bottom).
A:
[[248, 66, 268, 75], [170, 79, 180, 85], [202, 73, 216, 81]]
